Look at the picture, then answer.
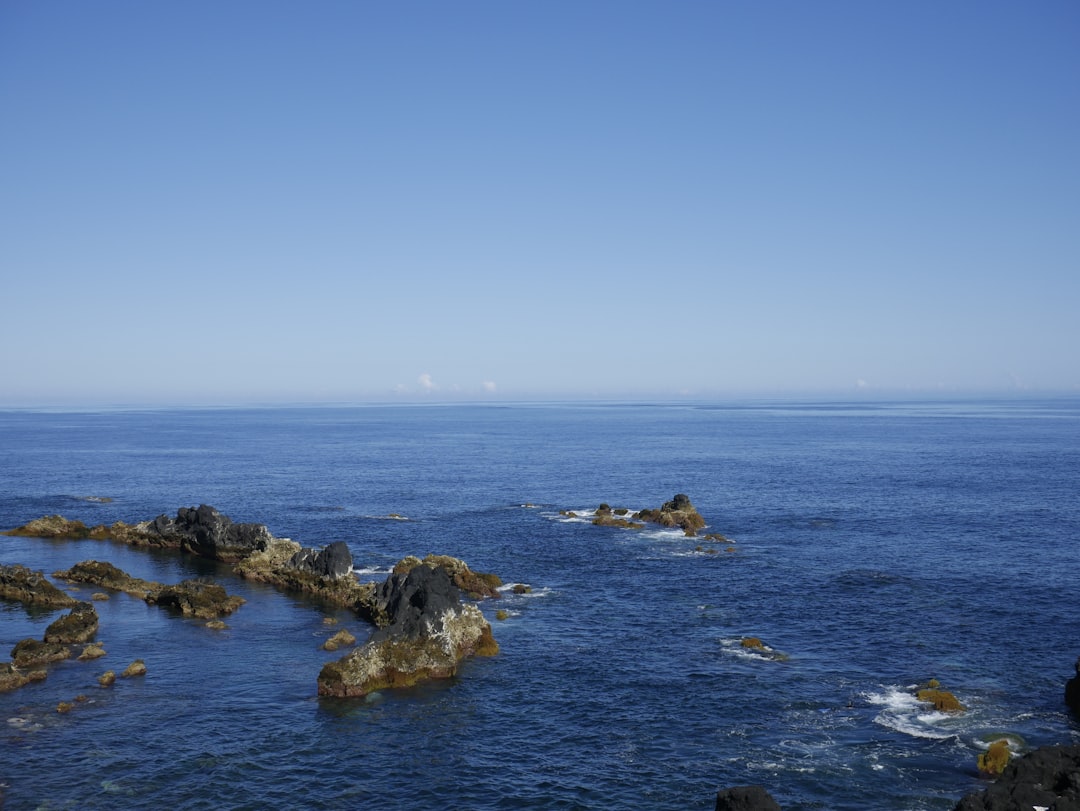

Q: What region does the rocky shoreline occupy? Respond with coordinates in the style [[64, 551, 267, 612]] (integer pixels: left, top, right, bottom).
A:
[[3, 505, 500, 699]]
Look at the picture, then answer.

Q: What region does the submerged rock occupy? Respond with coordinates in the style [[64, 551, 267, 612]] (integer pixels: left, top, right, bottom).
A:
[[0, 564, 79, 608], [715, 785, 782, 811], [318, 565, 498, 698], [954, 744, 1080, 810]]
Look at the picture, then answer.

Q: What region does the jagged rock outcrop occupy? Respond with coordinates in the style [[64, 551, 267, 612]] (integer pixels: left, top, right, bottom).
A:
[[0, 564, 79, 608], [318, 564, 498, 698], [715, 785, 782, 811], [146, 505, 274, 562], [953, 744, 1080, 810], [287, 541, 353, 580], [2, 515, 93, 540], [44, 602, 99, 644], [1065, 657, 1080, 718], [391, 554, 502, 599], [0, 662, 31, 692]]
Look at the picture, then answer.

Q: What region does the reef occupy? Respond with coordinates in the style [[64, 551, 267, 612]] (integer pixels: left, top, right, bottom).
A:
[[8, 505, 501, 698]]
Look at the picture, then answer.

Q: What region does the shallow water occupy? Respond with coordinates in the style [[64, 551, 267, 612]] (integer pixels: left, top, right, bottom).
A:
[[1, 400, 1078, 809]]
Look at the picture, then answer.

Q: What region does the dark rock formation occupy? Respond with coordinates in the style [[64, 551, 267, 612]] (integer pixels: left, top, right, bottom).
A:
[[318, 564, 498, 698], [0, 564, 79, 608], [148, 505, 273, 562], [287, 541, 353, 580], [954, 744, 1080, 810], [1065, 657, 1080, 718], [44, 601, 99, 644], [715, 785, 782, 811], [391, 554, 502, 599]]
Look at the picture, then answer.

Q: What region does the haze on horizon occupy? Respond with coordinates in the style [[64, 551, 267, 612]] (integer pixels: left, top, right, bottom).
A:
[[1, 1, 1077, 407]]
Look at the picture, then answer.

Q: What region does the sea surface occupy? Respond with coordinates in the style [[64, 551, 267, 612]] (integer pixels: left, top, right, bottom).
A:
[[1, 399, 1078, 810]]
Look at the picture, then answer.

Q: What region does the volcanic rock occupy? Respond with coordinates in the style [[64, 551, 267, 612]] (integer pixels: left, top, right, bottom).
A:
[[953, 744, 1080, 810], [2, 515, 92, 539], [147, 505, 273, 562], [287, 541, 353, 580]]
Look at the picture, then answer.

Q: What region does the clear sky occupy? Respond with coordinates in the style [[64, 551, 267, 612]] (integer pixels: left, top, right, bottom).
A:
[[1, 1, 1077, 405]]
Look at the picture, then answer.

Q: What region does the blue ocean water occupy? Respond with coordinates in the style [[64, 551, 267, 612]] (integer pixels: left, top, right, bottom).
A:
[[1, 400, 1078, 810]]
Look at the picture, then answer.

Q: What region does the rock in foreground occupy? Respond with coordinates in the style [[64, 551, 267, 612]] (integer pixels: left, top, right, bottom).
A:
[[715, 785, 782, 811], [953, 744, 1080, 810], [318, 564, 498, 698]]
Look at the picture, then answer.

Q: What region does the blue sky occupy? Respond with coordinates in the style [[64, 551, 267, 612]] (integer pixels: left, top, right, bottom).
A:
[[1, 1, 1077, 405]]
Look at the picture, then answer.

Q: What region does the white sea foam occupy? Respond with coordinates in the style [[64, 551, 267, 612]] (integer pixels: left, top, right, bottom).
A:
[[497, 583, 553, 598], [865, 686, 959, 740], [352, 566, 393, 578]]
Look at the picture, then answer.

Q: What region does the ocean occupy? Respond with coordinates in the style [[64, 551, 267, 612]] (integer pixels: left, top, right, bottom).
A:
[[1, 399, 1078, 810]]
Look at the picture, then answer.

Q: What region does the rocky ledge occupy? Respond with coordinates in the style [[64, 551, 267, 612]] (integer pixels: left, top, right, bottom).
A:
[[52, 560, 245, 619], [0, 563, 80, 608]]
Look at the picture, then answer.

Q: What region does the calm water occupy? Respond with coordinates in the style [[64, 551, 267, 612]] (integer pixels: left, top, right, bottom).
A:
[[1, 400, 1078, 810]]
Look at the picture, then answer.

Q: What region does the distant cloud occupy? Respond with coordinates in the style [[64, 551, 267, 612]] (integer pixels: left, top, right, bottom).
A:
[[482, 380, 497, 393], [418, 373, 438, 392], [856, 379, 869, 389]]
